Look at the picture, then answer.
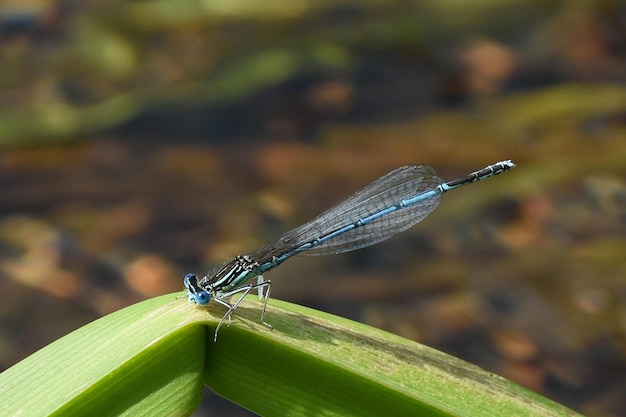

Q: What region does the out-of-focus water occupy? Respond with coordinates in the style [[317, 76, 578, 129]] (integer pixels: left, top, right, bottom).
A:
[[1, 1, 625, 416]]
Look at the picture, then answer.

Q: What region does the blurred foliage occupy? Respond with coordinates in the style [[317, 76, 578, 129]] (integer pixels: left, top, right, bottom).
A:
[[0, 1, 625, 416], [2, 0, 619, 145]]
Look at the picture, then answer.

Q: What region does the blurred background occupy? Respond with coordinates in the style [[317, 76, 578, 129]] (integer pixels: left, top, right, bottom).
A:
[[1, 0, 625, 415]]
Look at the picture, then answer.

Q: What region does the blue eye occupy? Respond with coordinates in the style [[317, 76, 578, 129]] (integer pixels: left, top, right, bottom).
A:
[[183, 274, 197, 289], [195, 291, 211, 305]]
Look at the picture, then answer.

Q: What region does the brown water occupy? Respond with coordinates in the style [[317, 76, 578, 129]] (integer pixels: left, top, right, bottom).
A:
[[1, 1, 625, 416]]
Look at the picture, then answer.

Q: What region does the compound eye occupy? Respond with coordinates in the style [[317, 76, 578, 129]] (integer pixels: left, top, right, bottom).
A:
[[184, 274, 197, 289], [195, 291, 211, 305]]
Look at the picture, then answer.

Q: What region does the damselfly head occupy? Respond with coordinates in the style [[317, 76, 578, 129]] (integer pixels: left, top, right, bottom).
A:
[[184, 273, 212, 305]]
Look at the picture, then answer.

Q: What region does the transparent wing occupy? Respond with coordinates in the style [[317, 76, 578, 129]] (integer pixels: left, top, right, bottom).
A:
[[249, 165, 444, 260]]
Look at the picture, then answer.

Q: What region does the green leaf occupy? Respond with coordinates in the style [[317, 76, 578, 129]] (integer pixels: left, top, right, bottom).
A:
[[0, 294, 582, 417], [0, 295, 206, 417], [204, 298, 582, 417]]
